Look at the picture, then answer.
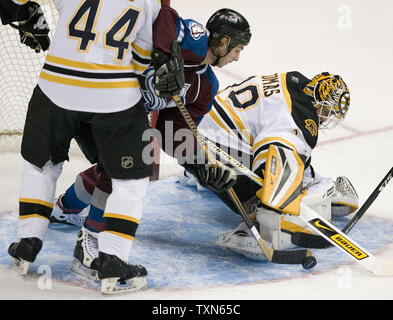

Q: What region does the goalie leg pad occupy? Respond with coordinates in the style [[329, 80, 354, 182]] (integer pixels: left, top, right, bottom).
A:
[[216, 207, 296, 260], [256, 145, 305, 215]]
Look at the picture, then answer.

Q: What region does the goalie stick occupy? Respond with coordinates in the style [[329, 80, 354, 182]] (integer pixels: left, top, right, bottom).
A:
[[291, 166, 393, 248], [205, 138, 393, 276], [172, 95, 312, 265]]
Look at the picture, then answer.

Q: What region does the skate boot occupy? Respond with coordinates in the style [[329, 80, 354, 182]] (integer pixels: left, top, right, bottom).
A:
[[331, 176, 359, 216], [50, 194, 87, 227], [97, 252, 147, 295], [8, 237, 43, 275], [70, 225, 99, 281]]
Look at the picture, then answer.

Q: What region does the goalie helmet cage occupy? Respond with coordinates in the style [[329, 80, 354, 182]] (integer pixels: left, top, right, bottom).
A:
[[0, 0, 161, 180]]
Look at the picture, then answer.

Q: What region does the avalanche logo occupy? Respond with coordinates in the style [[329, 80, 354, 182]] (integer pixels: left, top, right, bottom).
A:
[[189, 22, 206, 40]]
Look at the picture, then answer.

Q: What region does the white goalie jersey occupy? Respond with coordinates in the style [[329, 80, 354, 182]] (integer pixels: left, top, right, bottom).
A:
[[198, 72, 319, 173], [205, 72, 359, 257], [13, 0, 161, 112]]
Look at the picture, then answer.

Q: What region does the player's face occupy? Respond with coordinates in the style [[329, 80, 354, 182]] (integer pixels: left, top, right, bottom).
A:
[[318, 106, 331, 124], [216, 44, 244, 67]]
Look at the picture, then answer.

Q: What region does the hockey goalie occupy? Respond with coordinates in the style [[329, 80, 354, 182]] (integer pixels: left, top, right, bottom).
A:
[[194, 71, 359, 260]]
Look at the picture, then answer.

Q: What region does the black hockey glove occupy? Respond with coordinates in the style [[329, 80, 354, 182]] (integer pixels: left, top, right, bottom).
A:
[[196, 162, 237, 193], [10, 1, 50, 53], [151, 40, 185, 98]]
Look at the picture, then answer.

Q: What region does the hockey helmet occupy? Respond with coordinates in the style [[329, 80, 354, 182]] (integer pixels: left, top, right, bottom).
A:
[[206, 8, 252, 51], [304, 72, 350, 129]]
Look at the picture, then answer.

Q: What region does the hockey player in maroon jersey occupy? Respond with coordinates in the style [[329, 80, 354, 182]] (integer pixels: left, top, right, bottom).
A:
[[50, 6, 252, 285]]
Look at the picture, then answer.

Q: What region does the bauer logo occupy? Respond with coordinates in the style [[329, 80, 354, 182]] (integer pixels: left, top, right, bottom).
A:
[[330, 234, 369, 260]]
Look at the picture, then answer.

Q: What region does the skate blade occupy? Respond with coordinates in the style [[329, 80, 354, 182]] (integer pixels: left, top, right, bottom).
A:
[[11, 257, 30, 276], [101, 277, 147, 295], [70, 258, 98, 282]]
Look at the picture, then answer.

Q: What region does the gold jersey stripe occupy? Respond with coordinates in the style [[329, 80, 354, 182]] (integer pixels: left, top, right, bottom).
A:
[[208, 108, 232, 136], [251, 151, 267, 169], [103, 230, 135, 241], [40, 71, 139, 89], [46, 54, 134, 71], [132, 43, 152, 58], [130, 60, 149, 72], [19, 198, 54, 209], [280, 73, 292, 113], [216, 96, 254, 145], [252, 136, 298, 154], [19, 214, 50, 221], [103, 212, 140, 224]]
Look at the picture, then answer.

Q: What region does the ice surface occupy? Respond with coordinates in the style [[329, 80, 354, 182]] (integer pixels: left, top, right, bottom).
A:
[[0, 0, 392, 301]]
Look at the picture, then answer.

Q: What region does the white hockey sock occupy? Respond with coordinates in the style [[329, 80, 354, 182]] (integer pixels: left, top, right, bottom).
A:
[[98, 177, 149, 262], [18, 160, 63, 241]]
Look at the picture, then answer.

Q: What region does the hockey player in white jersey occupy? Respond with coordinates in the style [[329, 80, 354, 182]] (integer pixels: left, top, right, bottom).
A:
[[197, 71, 359, 259], [1, 0, 162, 294]]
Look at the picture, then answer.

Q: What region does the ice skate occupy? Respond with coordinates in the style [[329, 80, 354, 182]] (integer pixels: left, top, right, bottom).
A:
[[97, 252, 147, 295], [50, 194, 87, 227], [216, 221, 268, 260], [70, 225, 99, 281], [331, 176, 359, 216], [8, 237, 42, 276]]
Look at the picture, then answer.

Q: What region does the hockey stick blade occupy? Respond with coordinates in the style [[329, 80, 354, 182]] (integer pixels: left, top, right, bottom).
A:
[[291, 232, 331, 249], [300, 203, 393, 276], [370, 259, 393, 277], [292, 166, 393, 249]]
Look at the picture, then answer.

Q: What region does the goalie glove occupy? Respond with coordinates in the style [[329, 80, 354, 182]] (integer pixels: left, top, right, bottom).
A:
[[195, 161, 237, 193], [152, 40, 185, 98], [10, 1, 50, 53]]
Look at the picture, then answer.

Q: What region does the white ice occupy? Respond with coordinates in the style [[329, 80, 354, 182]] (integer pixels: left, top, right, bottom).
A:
[[0, 0, 392, 300]]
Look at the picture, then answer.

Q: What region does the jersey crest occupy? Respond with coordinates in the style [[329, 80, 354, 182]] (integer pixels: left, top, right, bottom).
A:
[[305, 119, 318, 136], [188, 21, 206, 40]]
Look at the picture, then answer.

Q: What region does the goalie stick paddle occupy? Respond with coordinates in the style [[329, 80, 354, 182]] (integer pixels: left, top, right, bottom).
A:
[[291, 166, 393, 248], [172, 95, 312, 265], [205, 139, 393, 276]]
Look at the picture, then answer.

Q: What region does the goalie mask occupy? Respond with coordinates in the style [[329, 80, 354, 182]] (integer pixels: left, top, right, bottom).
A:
[[304, 72, 350, 129]]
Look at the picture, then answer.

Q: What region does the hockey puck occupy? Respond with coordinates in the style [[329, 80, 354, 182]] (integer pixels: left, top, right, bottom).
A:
[[302, 255, 317, 269]]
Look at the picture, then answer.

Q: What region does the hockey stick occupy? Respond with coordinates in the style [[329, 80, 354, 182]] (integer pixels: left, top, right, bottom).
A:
[[205, 138, 393, 276], [291, 166, 393, 248], [172, 95, 312, 265]]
